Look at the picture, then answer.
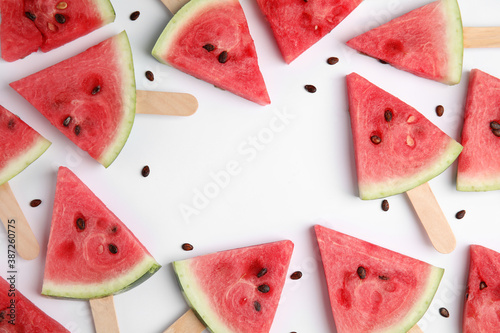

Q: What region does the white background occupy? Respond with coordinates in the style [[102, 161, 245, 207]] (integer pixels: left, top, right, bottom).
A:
[[1, 0, 500, 332]]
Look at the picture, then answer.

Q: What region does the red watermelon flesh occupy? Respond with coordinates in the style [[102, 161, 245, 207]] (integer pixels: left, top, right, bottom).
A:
[[10, 32, 136, 168], [0, 0, 43, 62], [463, 245, 500, 332], [173, 240, 293, 333], [346, 0, 463, 85], [346, 72, 462, 200], [256, 0, 362, 64], [457, 69, 500, 191], [0, 105, 51, 186], [42, 167, 160, 299], [315, 225, 444, 333], [0, 277, 69, 332], [152, 0, 270, 106]]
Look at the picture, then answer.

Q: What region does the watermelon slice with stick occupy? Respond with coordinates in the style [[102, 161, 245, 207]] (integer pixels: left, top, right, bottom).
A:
[[315, 224, 444, 333], [0, 277, 69, 332], [168, 240, 294, 333], [0, 0, 115, 62], [346, 0, 463, 85], [152, 0, 270, 106], [463, 245, 500, 332], [457, 69, 500, 191], [256, 0, 363, 64]]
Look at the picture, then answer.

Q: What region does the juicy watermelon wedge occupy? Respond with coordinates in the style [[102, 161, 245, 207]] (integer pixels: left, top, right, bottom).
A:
[[315, 225, 444, 333], [463, 245, 500, 332], [0, 277, 69, 332], [42, 167, 160, 299], [346, 0, 463, 85], [152, 0, 270, 105], [346, 73, 463, 200], [10, 32, 136, 168], [256, 0, 363, 64], [173, 240, 293, 333], [0, 105, 51, 186], [457, 69, 500, 191], [0, 0, 115, 62]]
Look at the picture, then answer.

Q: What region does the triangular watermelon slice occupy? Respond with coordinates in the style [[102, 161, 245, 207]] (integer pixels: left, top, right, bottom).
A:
[[346, 0, 463, 85], [0, 105, 51, 186], [173, 240, 293, 332], [152, 0, 270, 105], [0, 0, 115, 62], [457, 69, 500, 191], [463, 245, 500, 332], [346, 72, 463, 200], [10, 32, 136, 168], [42, 167, 160, 299], [315, 225, 444, 333], [0, 277, 69, 332], [256, 0, 363, 64]]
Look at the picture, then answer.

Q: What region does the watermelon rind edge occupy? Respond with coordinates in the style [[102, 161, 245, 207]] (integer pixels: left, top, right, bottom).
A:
[[442, 0, 463, 85], [92, 0, 117, 26], [41, 256, 160, 299], [0, 136, 51, 186]]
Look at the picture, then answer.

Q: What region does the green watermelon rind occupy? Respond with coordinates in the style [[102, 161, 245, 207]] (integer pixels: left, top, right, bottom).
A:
[[41, 256, 160, 299], [92, 0, 117, 26], [173, 259, 233, 333], [0, 136, 51, 186], [442, 0, 464, 85], [359, 139, 463, 200], [97, 31, 136, 168]]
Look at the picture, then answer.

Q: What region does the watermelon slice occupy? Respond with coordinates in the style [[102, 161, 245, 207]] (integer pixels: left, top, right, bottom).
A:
[[346, 72, 463, 200], [173, 240, 293, 333], [42, 167, 160, 299], [0, 277, 69, 332], [346, 0, 463, 85], [457, 69, 500, 191], [0, 105, 51, 186], [0, 0, 115, 62], [463, 245, 500, 332], [152, 0, 270, 105], [315, 225, 444, 333], [10, 32, 136, 168], [256, 0, 363, 64]]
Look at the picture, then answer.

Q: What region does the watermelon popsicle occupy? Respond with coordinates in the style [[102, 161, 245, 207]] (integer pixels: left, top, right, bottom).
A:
[[346, 73, 462, 254]]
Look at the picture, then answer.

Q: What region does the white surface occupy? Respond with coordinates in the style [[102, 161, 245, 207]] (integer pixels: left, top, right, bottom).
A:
[[1, 0, 500, 332]]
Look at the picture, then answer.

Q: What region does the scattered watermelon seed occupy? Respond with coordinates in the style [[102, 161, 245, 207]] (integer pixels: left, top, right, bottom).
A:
[[218, 51, 228, 63], [76, 218, 85, 231], [406, 135, 415, 147], [455, 210, 466, 219], [384, 110, 393, 122], [182, 243, 194, 251], [108, 244, 118, 254], [480, 281, 487, 290], [327, 57, 339, 65], [91, 85, 101, 95], [304, 85, 317, 93], [203, 44, 215, 52], [55, 13, 66, 24], [30, 199, 42, 207], [436, 105, 444, 117], [357, 266, 367, 279], [290, 271, 303, 280], [257, 268, 268, 278], [407, 115, 416, 123], [490, 121, 500, 130], [381, 199, 389, 211], [25, 12, 36, 21], [439, 307, 450, 318], [379, 59, 388, 64], [74, 125, 81, 136], [253, 301, 261, 312], [130, 11, 140, 21], [145, 71, 154, 81], [370, 135, 381, 145], [63, 116, 72, 127], [8, 119, 15, 130], [56, 2, 68, 10], [378, 275, 389, 280], [111, 226, 118, 233], [47, 22, 57, 31], [493, 129, 500, 137], [257, 284, 270, 293], [141, 165, 150, 177]]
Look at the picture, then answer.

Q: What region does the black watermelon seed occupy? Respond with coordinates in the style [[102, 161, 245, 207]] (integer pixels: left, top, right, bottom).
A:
[[257, 284, 270, 293], [91, 85, 101, 95], [111, 226, 118, 233], [384, 110, 393, 122], [379, 59, 389, 64], [480, 281, 487, 290], [357, 266, 367, 279], [379, 275, 389, 280], [203, 44, 215, 52], [304, 85, 317, 93], [290, 271, 303, 280], [327, 57, 339, 65], [182, 243, 194, 251], [30, 199, 42, 207], [257, 268, 268, 278], [381, 199, 389, 211], [218, 51, 228, 63], [436, 105, 444, 117], [492, 129, 500, 137], [465, 292, 469, 300], [490, 121, 500, 130], [108, 244, 118, 254], [253, 301, 261, 312], [141, 165, 150, 177], [371, 135, 382, 144], [63, 116, 72, 127], [8, 119, 15, 130], [439, 307, 450, 318], [455, 210, 466, 219], [74, 125, 81, 136], [76, 218, 85, 231], [55, 13, 66, 24], [145, 71, 154, 81], [25, 12, 36, 21], [130, 11, 140, 21]]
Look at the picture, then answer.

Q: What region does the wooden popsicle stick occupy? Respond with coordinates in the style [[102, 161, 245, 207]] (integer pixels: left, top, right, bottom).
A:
[[90, 295, 120, 333], [163, 309, 205, 333], [406, 182, 456, 254], [161, 0, 190, 14], [136, 90, 198, 117], [464, 27, 500, 48], [408, 324, 424, 333], [0, 182, 39, 260]]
